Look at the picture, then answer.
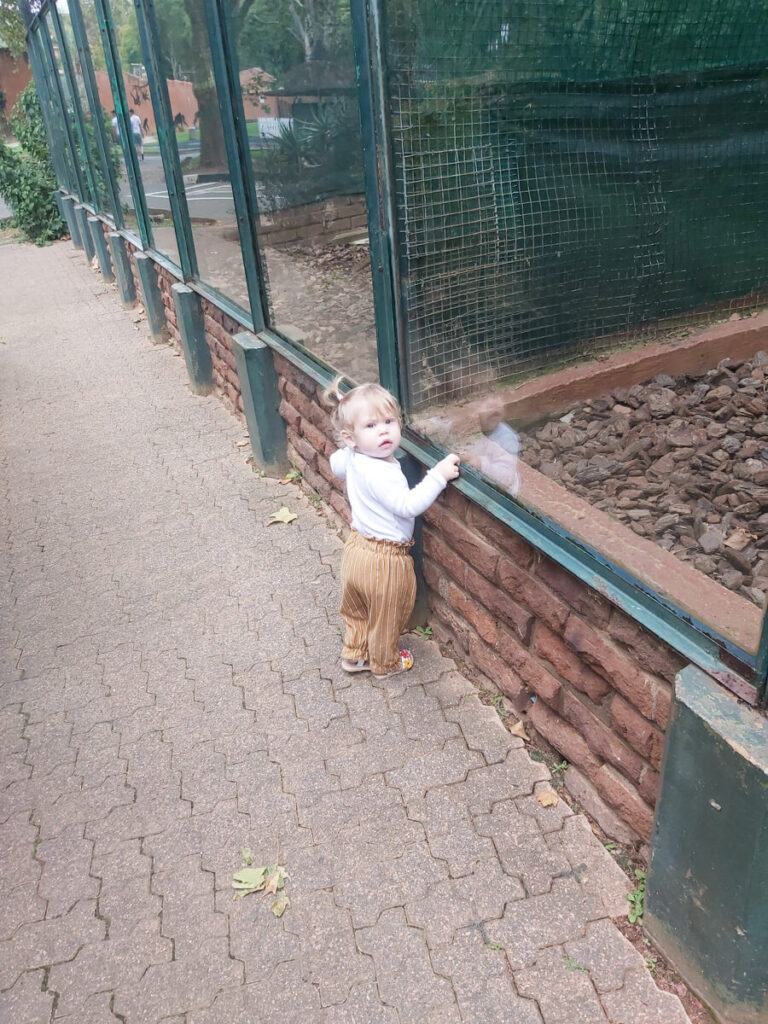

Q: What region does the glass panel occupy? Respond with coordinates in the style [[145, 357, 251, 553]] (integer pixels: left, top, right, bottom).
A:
[[31, 29, 78, 194], [78, 0, 140, 235], [108, 0, 179, 264], [151, 0, 249, 308], [54, 2, 110, 211], [45, 10, 95, 204], [383, 0, 768, 665], [233, 0, 378, 383]]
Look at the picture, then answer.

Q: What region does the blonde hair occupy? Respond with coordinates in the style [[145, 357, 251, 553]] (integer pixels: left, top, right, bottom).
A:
[[322, 376, 402, 442]]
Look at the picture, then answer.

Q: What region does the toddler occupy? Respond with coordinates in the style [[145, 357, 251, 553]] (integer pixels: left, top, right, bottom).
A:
[[325, 379, 460, 678]]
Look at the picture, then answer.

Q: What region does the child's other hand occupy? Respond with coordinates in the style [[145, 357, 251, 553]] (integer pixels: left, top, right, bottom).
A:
[[434, 453, 460, 482]]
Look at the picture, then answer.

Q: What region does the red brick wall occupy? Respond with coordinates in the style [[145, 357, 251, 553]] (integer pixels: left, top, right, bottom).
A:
[[126, 248, 688, 846]]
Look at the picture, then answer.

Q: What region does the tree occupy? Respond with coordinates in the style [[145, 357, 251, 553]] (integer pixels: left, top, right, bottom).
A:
[[0, 0, 26, 58]]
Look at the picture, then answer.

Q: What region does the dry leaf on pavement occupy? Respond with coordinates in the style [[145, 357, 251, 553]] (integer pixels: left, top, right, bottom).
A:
[[537, 789, 559, 808], [508, 719, 528, 741], [268, 507, 298, 525]]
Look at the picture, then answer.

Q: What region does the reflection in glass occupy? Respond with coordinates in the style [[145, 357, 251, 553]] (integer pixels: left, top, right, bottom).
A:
[[388, 0, 768, 660], [233, 0, 377, 382], [105, 0, 179, 263], [78, 0, 140, 236], [46, 10, 96, 205], [154, 0, 249, 309]]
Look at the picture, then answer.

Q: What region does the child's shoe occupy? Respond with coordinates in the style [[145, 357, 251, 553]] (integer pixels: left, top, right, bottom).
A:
[[372, 649, 414, 679], [341, 657, 370, 673]]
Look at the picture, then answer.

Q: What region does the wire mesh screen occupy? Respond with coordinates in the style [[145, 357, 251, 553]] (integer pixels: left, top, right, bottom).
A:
[[382, 0, 768, 409]]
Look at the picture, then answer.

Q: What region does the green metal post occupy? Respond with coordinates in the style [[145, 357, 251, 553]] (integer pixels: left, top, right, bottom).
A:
[[134, 253, 168, 343], [206, 0, 268, 331], [232, 331, 287, 474], [67, 0, 123, 225], [93, 0, 152, 248], [135, 0, 197, 279], [108, 232, 137, 306], [62, 195, 83, 247], [49, 3, 98, 207], [646, 665, 768, 1023], [75, 204, 95, 260], [350, 0, 406, 398], [88, 216, 114, 281], [37, 15, 88, 202], [171, 283, 213, 394]]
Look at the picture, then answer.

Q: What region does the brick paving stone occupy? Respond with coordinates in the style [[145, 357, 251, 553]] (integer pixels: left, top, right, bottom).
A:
[[564, 919, 645, 993], [334, 838, 447, 928], [0, 969, 55, 1024], [111, 935, 244, 1022], [0, 898, 105, 991], [0, 241, 691, 1024], [47, 925, 172, 1017], [431, 927, 544, 1024], [0, 883, 47, 938], [486, 877, 606, 970], [475, 799, 572, 895], [544, 816, 631, 918], [600, 968, 690, 1024], [410, 784, 498, 877], [445, 696, 523, 764], [404, 857, 525, 948], [515, 945, 610, 1023], [385, 737, 484, 803], [356, 907, 461, 1023]]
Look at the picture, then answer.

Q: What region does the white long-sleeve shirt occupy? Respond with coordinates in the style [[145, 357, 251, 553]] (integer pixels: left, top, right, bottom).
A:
[[330, 447, 446, 543]]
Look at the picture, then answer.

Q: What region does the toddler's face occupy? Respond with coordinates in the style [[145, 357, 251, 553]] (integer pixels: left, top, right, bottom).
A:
[[344, 400, 402, 460]]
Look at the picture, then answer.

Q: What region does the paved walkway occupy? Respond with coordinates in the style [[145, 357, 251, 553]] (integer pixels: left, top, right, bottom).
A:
[[0, 241, 690, 1024]]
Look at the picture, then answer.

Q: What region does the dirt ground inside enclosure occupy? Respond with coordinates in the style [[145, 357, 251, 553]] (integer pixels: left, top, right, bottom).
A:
[[264, 241, 379, 384], [190, 223, 379, 384], [517, 350, 768, 607]]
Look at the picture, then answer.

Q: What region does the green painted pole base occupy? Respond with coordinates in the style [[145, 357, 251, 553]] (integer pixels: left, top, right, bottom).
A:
[[63, 197, 83, 249], [134, 253, 168, 343], [74, 205, 95, 262], [646, 665, 768, 1024], [87, 217, 114, 282], [108, 233, 136, 306], [172, 283, 213, 395], [232, 331, 287, 475]]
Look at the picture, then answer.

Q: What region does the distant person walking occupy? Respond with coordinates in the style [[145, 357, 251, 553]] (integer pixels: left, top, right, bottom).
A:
[[129, 109, 144, 160]]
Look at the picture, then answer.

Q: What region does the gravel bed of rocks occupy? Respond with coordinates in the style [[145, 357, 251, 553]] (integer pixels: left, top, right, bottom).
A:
[[518, 351, 768, 607]]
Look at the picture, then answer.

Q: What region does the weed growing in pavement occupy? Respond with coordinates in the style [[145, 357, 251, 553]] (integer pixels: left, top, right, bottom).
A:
[[307, 492, 323, 509], [564, 953, 586, 972], [486, 941, 502, 951], [627, 869, 647, 924], [644, 953, 658, 975], [414, 624, 433, 640]]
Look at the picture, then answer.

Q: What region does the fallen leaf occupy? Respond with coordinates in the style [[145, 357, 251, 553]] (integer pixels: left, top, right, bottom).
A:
[[508, 719, 528, 741], [537, 789, 559, 808], [236, 438, 250, 448], [232, 866, 269, 895], [264, 865, 288, 895], [271, 893, 290, 917], [268, 507, 298, 526]]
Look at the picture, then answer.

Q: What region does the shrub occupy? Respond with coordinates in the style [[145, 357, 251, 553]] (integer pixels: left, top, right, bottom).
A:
[[0, 83, 65, 245]]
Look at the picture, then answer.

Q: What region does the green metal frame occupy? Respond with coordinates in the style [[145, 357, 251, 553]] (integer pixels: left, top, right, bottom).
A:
[[48, 3, 99, 208], [26, 28, 74, 195], [135, 0, 196, 277], [21, 0, 768, 704], [65, 0, 123, 225], [92, 0, 152, 248], [204, 0, 268, 331], [36, 14, 88, 201]]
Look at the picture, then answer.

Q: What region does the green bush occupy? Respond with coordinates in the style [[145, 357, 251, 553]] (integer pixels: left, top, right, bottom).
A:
[[0, 83, 65, 245]]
